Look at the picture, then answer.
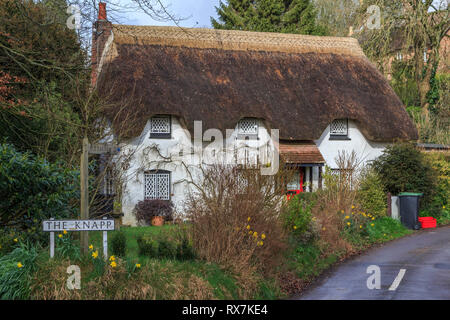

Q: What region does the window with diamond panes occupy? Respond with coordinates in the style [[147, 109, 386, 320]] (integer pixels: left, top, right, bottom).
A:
[[144, 171, 171, 200], [330, 119, 348, 136], [238, 118, 258, 137], [150, 116, 171, 138]]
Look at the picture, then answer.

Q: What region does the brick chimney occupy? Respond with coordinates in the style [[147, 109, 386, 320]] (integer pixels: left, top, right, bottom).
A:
[[91, 2, 112, 87]]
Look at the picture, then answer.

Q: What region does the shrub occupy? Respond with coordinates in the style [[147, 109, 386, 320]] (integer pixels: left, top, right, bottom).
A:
[[158, 237, 177, 259], [372, 143, 437, 209], [357, 168, 387, 218], [0, 143, 79, 241], [185, 164, 290, 276], [176, 238, 196, 261], [137, 235, 159, 258], [0, 230, 17, 256], [281, 195, 316, 243], [111, 231, 127, 257], [134, 200, 174, 225], [55, 233, 81, 261], [421, 152, 449, 217]]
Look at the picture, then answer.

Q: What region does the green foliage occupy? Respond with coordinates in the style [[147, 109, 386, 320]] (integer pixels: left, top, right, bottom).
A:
[[176, 238, 196, 261], [0, 242, 40, 300], [421, 152, 449, 217], [137, 235, 159, 258], [281, 194, 315, 242], [55, 233, 81, 261], [372, 143, 437, 208], [357, 168, 387, 218], [212, 0, 326, 35], [111, 231, 127, 257], [137, 232, 195, 260], [158, 238, 177, 259], [0, 143, 79, 240], [364, 217, 411, 243]]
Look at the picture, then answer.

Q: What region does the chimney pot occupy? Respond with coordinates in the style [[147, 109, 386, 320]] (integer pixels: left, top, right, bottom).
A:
[[98, 2, 107, 21]]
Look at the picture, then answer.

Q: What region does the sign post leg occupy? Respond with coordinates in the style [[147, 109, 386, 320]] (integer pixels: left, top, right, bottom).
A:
[[50, 231, 55, 258], [50, 217, 55, 258], [103, 217, 108, 261]]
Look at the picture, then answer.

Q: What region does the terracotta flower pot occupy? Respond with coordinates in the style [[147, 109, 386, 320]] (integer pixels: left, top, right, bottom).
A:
[[151, 216, 165, 226]]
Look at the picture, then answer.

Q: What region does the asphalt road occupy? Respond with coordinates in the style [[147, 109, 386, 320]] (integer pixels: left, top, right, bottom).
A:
[[294, 226, 450, 300]]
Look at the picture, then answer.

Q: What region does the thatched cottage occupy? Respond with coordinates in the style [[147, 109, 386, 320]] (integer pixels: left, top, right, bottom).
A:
[[92, 4, 417, 225]]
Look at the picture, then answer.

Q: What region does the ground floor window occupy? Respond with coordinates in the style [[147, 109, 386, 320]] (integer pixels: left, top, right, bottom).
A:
[[144, 170, 171, 200]]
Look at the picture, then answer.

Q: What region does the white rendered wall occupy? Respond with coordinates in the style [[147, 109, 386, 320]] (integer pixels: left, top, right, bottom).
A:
[[315, 120, 388, 169], [116, 117, 277, 226]]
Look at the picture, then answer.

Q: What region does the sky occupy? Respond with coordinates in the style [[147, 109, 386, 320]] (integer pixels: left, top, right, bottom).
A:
[[119, 0, 221, 28]]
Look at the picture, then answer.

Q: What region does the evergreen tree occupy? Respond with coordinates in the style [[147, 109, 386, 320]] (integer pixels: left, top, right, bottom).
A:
[[211, 0, 327, 35]]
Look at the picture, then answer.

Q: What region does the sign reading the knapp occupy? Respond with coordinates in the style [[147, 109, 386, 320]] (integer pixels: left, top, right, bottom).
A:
[[43, 219, 115, 232]]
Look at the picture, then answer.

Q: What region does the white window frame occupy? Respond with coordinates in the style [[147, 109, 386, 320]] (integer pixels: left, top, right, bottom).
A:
[[144, 170, 171, 200]]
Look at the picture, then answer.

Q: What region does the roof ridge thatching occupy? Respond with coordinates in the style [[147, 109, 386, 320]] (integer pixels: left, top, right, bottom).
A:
[[111, 24, 365, 57]]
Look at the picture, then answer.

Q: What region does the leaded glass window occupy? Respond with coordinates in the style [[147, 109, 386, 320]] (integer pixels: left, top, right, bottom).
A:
[[238, 118, 258, 135], [144, 170, 171, 200], [150, 116, 171, 138], [330, 119, 348, 136]]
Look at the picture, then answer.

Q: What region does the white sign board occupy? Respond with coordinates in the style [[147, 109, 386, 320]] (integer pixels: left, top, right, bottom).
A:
[[42, 219, 115, 232]]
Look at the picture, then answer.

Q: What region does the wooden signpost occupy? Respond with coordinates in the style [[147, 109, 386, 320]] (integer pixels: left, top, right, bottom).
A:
[[43, 217, 115, 260]]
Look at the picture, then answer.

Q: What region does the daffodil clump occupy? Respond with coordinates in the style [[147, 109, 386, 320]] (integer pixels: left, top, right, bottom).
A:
[[341, 205, 378, 233]]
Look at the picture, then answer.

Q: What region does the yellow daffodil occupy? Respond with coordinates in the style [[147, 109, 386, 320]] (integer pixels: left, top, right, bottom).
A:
[[89, 244, 93, 250], [109, 255, 115, 261], [341, 210, 345, 214], [248, 230, 253, 235], [345, 215, 349, 219], [352, 205, 355, 209], [443, 206, 445, 209], [372, 217, 375, 220], [347, 222, 351, 226], [322, 227, 326, 231], [110, 261, 117, 268], [371, 223, 374, 227], [92, 250, 98, 259], [17, 262, 23, 268], [63, 230, 68, 235], [293, 226, 297, 230], [253, 232, 258, 238], [257, 241, 264, 246], [246, 225, 250, 230], [135, 263, 141, 268], [58, 234, 63, 238], [261, 234, 266, 240], [360, 225, 363, 229], [247, 217, 251, 222], [13, 238, 18, 242]]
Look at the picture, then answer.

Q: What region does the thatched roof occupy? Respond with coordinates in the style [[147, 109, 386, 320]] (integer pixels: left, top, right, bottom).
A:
[[96, 25, 418, 142]]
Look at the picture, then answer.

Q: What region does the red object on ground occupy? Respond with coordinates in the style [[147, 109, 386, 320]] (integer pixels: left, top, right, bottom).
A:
[[418, 217, 437, 229]]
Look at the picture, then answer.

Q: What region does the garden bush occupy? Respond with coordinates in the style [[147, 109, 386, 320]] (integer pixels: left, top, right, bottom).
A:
[[421, 152, 449, 217], [176, 238, 196, 261], [372, 143, 437, 209], [0, 143, 79, 242], [281, 194, 316, 243], [137, 235, 159, 258], [158, 237, 177, 259], [111, 231, 127, 257], [185, 164, 289, 279], [134, 199, 174, 225], [357, 168, 387, 218]]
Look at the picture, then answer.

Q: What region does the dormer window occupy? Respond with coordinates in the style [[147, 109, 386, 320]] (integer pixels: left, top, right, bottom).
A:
[[330, 119, 350, 140], [238, 118, 258, 139], [150, 115, 171, 139]]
